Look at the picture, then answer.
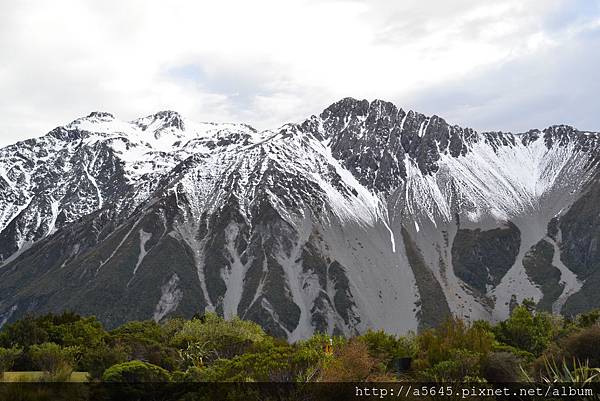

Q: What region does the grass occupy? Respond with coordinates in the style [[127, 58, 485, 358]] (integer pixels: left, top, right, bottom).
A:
[[0, 371, 89, 382]]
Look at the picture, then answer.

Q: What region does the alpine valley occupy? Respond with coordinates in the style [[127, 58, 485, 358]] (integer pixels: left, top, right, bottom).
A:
[[1, 98, 599, 340]]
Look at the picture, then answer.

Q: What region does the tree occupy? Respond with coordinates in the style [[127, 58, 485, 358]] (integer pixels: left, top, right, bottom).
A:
[[47, 316, 107, 349], [0, 315, 49, 348]]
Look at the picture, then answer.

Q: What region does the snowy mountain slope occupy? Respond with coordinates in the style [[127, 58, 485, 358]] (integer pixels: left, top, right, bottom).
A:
[[0, 98, 599, 338], [0, 110, 259, 263]]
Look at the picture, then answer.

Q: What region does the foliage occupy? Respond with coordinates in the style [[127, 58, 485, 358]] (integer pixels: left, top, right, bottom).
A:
[[186, 345, 293, 382], [414, 318, 493, 368], [0, 346, 22, 377], [532, 325, 600, 380], [357, 330, 417, 366], [561, 325, 600, 367], [178, 341, 219, 370], [527, 357, 600, 384], [171, 313, 269, 361], [102, 360, 171, 382], [411, 317, 494, 381], [494, 305, 556, 356], [0, 315, 50, 348], [29, 342, 79, 381], [110, 320, 180, 370], [420, 349, 482, 381], [78, 343, 129, 380], [321, 339, 380, 382], [3, 308, 600, 383], [0, 312, 106, 371], [480, 351, 524, 382], [576, 309, 600, 328]]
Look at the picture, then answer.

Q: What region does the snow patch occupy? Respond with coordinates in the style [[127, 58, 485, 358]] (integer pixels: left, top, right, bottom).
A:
[[153, 273, 183, 322], [127, 229, 152, 286]]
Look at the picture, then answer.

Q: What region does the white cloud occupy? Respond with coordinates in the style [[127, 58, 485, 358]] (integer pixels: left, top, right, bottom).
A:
[[0, 0, 598, 146]]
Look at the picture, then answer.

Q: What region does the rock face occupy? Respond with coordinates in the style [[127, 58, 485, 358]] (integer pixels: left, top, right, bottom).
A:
[[1, 98, 599, 339]]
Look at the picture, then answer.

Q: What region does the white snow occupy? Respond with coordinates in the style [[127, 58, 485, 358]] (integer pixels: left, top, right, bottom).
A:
[[549, 231, 583, 314], [47, 198, 60, 234], [84, 157, 103, 209], [404, 134, 593, 225], [221, 222, 247, 319], [96, 220, 139, 275], [153, 273, 183, 322], [127, 229, 152, 286]]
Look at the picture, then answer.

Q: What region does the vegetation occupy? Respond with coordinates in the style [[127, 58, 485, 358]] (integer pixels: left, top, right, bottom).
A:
[[102, 361, 171, 382], [0, 346, 22, 380], [1, 303, 600, 383], [28, 342, 79, 381]]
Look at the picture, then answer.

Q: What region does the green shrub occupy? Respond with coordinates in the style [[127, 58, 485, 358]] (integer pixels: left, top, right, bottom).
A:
[[171, 313, 269, 360], [576, 309, 600, 328], [533, 325, 600, 378], [102, 360, 171, 382], [29, 342, 79, 381], [78, 344, 128, 380], [357, 329, 417, 365], [187, 344, 291, 382], [562, 326, 600, 367], [0, 315, 49, 348], [494, 305, 554, 356], [481, 351, 524, 382], [414, 317, 493, 368], [421, 349, 482, 381], [110, 321, 180, 370], [534, 357, 600, 383], [0, 346, 23, 379]]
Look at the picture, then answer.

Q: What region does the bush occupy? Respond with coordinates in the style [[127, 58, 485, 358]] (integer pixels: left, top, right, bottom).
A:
[[78, 344, 129, 380], [414, 317, 493, 369], [102, 361, 171, 382], [0, 315, 49, 348], [561, 326, 600, 367], [421, 349, 482, 381], [411, 317, 494, 381], [321, 339, 378, 382], [576, 309, 600, 328], [188, 345, 297, 382], [481, 351, 524, 382], [29, 342, 79, 381], [171, 313, 269, 361], [494, 305, 554, 356], [533, 325, 600, 378], [0, 346, 23, 379], [110, 321, 180, 370], [357, 330, 417, 366]]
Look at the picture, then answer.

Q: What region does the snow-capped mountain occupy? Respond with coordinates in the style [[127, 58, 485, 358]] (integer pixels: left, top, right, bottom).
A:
[[1, 98, 599, 339]]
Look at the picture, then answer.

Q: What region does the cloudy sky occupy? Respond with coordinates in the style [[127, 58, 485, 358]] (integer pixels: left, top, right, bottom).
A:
[[1, 0, 599, 146]]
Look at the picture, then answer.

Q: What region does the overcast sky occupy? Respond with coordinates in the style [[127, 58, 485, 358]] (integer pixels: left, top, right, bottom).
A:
[[1, 0, 599, 147]]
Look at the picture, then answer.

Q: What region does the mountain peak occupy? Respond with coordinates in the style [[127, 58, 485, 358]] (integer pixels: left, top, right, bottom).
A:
[[86, 111, 115, 120], [135, 110, 185, 131]]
